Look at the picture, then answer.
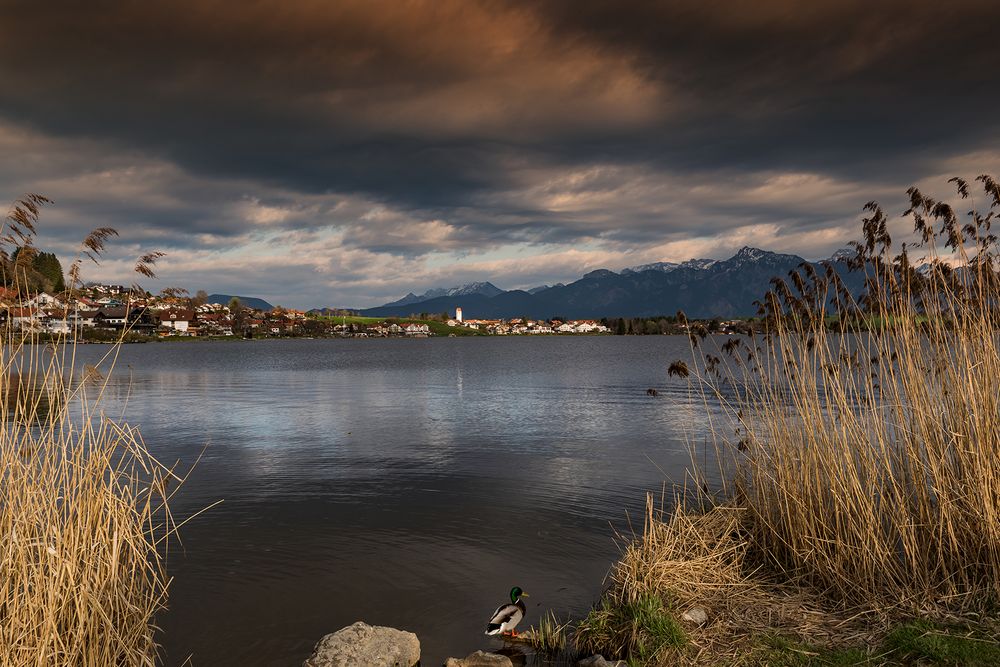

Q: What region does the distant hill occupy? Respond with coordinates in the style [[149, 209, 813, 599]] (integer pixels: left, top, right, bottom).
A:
[[360, 247, 865, 319], [207, 294, 274, 311]]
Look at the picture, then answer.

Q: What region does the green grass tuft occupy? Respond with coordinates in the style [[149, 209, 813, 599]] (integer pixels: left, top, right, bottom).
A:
[[575, 593, 685, 662], [883, 620, 1000, 666]]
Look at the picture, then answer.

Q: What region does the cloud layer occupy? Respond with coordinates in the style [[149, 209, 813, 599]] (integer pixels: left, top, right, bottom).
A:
[[0, 0, 998, 307]]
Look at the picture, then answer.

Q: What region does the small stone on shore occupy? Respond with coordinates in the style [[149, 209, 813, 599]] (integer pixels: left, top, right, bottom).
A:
[[681, 606, 709, 625]]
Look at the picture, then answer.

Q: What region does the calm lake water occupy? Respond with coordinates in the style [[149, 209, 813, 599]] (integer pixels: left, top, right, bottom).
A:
[[73, 336, 720, 666]]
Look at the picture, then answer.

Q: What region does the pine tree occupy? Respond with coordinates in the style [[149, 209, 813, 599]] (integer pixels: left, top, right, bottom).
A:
[[35, 252, 65, 292], [8, 248, 66, 293]]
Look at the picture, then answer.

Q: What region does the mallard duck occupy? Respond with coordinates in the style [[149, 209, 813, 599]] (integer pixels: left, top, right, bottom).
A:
[[485, 586, 529, 636]]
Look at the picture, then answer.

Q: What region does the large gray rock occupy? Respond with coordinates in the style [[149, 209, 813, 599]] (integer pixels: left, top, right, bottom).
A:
[[303, 621, 420, 667], [444, 650, 514, 667]]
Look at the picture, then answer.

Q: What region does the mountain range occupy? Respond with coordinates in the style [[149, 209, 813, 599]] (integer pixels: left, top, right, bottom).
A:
[[380, 281, 505, 307], [358, 246, 864, 319]]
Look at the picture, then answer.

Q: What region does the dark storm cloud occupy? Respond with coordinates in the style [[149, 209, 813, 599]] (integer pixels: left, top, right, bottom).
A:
[[0, 0, 633, 204], [7, 0, 994, 201], [521, 0, 1000, 171], [0, 0, 997, 306]]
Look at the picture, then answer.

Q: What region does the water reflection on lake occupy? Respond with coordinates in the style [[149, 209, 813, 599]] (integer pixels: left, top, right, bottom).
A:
[[71, 336, 720, 665]]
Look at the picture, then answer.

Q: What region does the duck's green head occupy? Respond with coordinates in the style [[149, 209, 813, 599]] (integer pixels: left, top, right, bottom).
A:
[[510, 586, 528, 602]]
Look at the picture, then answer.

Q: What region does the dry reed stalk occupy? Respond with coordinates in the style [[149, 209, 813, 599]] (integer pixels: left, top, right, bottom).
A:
[[0, 321, 185, 667], [613, 495, 752, 610], [0, 196, 186, 666]]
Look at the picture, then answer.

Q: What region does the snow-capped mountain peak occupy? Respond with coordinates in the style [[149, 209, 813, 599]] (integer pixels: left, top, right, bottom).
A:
[[827, 247, 857, 262], [382, 281, 504, 307], [734, 246, 766, 261], [622, 258, 717, 274]]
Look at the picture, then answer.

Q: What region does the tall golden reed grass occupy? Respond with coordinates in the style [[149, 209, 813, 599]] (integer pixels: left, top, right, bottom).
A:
[[577, 176, 1000, 665], [0, 195, 185, 665], [690, 174, 1000, 615]]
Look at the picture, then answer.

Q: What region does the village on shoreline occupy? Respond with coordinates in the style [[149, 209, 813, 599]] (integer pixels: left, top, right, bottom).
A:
[[3, 284, 751, 340]]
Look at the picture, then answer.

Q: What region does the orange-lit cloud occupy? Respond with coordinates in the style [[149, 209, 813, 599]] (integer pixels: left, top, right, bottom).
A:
[[0, 1, 998, 306]]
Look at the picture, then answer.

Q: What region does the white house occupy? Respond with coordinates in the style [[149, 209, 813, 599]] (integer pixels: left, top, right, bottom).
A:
[[72, 309, 100, 328], [158, 309, 194, 333], [27, 292, 62, 308], [42, 313, 71, 334], [571, 320, 609, 333]]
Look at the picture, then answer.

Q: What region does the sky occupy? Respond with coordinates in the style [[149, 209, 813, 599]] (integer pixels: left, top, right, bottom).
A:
[[1, 0, 999, 308]]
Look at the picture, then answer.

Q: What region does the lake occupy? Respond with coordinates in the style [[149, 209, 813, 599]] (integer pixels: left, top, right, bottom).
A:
[[72, 336, 719, 666]]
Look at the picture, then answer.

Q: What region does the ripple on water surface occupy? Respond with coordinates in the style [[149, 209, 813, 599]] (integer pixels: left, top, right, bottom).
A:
[[69, 336, 719, 665]]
